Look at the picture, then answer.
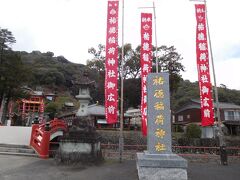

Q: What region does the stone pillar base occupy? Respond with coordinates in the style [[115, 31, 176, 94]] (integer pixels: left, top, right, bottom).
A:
[[201, 126, 214, 138], [136, 152, 188, 180]]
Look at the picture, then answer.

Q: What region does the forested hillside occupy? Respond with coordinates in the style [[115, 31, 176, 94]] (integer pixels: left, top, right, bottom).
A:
[[18, 50, 240, 111], [0, 48, 239, 113], [171, 80, 240, 110], [20, 51, 86, 89]]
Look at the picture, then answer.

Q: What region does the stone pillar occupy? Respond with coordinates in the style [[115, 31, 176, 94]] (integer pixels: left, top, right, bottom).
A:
[[136, 73, 188, 180]]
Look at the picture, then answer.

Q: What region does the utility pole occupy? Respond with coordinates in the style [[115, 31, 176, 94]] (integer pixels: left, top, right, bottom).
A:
[[190, 0, 227, 165]]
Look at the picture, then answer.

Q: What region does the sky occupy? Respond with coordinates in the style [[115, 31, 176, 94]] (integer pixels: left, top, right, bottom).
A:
[[0, 0, 240, 90]]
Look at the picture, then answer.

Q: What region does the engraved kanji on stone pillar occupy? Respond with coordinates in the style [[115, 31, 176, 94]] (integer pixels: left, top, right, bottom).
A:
[[147, 73, 172, 154]]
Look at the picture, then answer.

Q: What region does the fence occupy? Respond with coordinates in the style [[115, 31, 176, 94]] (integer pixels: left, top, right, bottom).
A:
[[100, 143, 240, 158], [47, 141, 240, 161]]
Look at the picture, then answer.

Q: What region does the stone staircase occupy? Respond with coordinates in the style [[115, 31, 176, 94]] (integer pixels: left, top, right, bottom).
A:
[[0, 144, 37, 157]]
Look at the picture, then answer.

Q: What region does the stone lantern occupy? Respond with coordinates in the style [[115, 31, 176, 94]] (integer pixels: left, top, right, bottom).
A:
[[75, 71, 94, 117], [58, 71, 102, 164]]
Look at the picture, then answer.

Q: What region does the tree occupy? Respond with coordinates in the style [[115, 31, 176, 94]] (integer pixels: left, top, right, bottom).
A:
[[86, 43, 140, 79], [87, 44, 184, 88], [186, 124, 201, 138], [125, 45, 185, 93], [171, 80, 200, 110], [124, 45, 141, 79], [123, 78, 141, 108], [153, 45, 185, 93], [86, 44, 106, 73], [45, 102, 58, 118], [0, 28, 17, 96], [217, 86, 240, 106], [0, 28, 16, 64], [86, 44, 106, 104], [118, 43, 138, 79], [0, 52, 31, 123], [86, 44, 185, 106]]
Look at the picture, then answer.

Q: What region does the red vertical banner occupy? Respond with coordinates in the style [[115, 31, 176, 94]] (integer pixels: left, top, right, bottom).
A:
[[195, 4, 214, 126], [141, 13, 153, 135], [105, 1, 119, 124]]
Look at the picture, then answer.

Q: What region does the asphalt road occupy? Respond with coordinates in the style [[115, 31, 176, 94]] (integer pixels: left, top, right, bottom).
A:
[[0, 155, 239, 180], [188, 161, 240, 180]]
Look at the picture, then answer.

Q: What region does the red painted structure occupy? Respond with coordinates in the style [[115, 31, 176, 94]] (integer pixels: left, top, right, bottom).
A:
[[18, 96, 45, 124], [19, 97, 44, 114], [30, 119, 67, 159]]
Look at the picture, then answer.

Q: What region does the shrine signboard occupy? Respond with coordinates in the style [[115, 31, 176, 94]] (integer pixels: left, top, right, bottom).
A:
[[147, 73, 172, 154]]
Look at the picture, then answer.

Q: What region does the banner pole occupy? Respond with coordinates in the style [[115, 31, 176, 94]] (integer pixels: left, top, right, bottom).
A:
[[153, 1, 159, 73], [119, 0, 124, 163], [190, 0, 227, 165], [204, 0, 227, 165]]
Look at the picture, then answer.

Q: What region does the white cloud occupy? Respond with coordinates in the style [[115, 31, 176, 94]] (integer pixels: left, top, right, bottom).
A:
[[214, 58, 240, 90]]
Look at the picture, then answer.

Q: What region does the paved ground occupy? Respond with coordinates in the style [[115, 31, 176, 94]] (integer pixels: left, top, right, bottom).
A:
[[0, 155, 138, 180], [188, 161, 240, 180], [0, 155, 240, 180]]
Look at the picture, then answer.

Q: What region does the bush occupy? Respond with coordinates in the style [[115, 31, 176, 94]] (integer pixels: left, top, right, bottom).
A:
[[186, 124, 201, 138], [173, 124, 184, 132], [45, 102, 58, 115]]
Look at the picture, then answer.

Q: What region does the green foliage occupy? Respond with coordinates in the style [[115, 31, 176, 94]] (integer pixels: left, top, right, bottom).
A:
[[45, 102, 58, 115], [20, 50, 87, 90], [172, 132, 185, 140], [0, 27, 16, 52], [87, 44, 105, 72], [87, 44, 185, 104], [186, 124, 201, 138], [40, 70, 65, 85], [59, 96, 78, 110], [217, 86, 240, 106], [123, 78, 141, 108], [171, 80, 200, 110], [153, 45, 185, 93], [0, 52, 31, 99], [172, 80, 240, 111], [119, 43, 141, 79], [87, 44, 184, 85], [173, 125, 184, 133], [45, 96, 78, 118]]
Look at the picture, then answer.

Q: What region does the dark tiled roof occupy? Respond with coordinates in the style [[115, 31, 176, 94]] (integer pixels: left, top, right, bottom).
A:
[[58, 104, 132, 118], [87, 104, 105, 116]]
